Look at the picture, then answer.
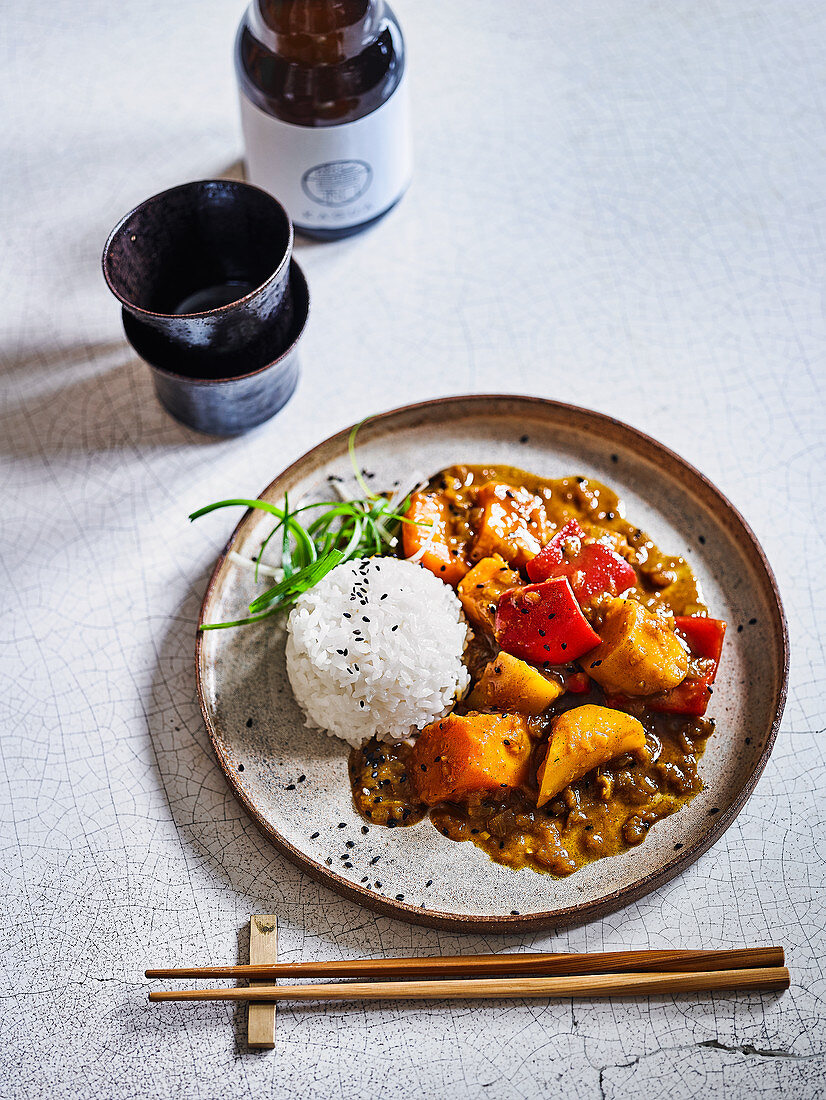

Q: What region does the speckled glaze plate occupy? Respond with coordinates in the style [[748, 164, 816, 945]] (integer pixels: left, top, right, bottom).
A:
[[196, 396, 788, 931]]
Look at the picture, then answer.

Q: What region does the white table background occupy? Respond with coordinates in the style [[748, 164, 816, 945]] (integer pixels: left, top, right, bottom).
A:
[[2, 2, 824, 1097]]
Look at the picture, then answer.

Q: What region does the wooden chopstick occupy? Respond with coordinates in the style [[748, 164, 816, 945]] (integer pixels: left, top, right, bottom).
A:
[[145, 946, 783, 981], [148, 966, 790, 1002]]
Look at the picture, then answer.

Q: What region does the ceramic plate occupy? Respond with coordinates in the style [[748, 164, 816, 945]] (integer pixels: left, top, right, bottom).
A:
[[196, 396, 788, 931]]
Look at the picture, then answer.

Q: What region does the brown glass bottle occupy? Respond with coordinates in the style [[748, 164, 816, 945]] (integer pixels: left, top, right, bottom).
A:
[[236, 1, 411, 240]]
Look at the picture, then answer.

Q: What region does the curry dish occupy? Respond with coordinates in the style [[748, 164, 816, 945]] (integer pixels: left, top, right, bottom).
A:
[[348, 464, 726, 877]]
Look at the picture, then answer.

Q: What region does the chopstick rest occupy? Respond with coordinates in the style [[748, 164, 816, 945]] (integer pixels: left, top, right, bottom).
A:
[[247, 916, 278, 1048]]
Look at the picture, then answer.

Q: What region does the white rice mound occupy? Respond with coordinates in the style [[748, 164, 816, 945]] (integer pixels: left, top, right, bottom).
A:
[[286, 557, 470, 746]]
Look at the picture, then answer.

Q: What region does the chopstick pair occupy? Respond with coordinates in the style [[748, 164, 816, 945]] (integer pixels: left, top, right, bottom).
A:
[[147, 946, 789, 1003]]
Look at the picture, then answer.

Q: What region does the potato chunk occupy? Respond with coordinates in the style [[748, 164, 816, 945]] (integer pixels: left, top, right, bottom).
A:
[[585, 598, 689, 696], [411, 712, 532, 806], [537, 705, 646, 806], [466, 652, 564, 716], [457, 554, 521, 634]]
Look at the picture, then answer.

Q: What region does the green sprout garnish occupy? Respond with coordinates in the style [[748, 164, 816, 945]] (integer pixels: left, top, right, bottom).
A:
[[190, 422, 424, 630]]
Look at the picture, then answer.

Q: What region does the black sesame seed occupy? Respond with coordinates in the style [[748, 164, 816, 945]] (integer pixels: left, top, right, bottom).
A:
[[343, 861, 353, 868], [375, 881, 382, 887], [708, 808, 720, 815], [510, 909, 520, 915], [237, 764, 244, 772], [674, 843, 683, 850], [538, 629, 546, 637], [310, 831, 319, 839], [343, 612, 351, 618], [745, 737, 751, 745], [440, 565, 446, 572], [285, 783, 296, 790], [548, 612, 556, 620], [245, 718, 253, 728], [395, 894, 404, 901], [543, 644, 551, 652], [391, 625, 399, 631], [561, 642, 567, 651], [425, 879, 433, 887], [370, 855, 380, 865], [298, 774, 306, 782], [699, 535, 706, 545], [499, 841, 505, 850], [326, 858, 333, 865], [590, 659, 602, 668], [346, 840, 355, 848], [520, 435, 529, 444], [361, 877, 369, 883], [361, 826, 369, 835], [338, 822, 346, 828], [503, 739, 510, 746], [388, 820, 397, 828], [611, 454, 619, 464], [749, 617, 757, 625], [737, 624, 744, 633]]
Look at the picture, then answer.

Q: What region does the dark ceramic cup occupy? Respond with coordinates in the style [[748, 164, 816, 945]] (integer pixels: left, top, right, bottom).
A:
[[102, 179, 306, 434], [122, 258, 309, 436]]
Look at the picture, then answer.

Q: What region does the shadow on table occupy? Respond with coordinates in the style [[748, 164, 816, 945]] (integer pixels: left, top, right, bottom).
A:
[[144, 567, 541, 1030], [0, 339, 225, 459]]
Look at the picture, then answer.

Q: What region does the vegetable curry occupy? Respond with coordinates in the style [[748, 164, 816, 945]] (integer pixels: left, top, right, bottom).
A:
[[348, 464, 726, 877]]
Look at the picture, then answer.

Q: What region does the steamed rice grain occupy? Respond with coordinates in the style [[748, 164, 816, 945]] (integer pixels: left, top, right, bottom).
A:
[[286, 557, 469, 745]]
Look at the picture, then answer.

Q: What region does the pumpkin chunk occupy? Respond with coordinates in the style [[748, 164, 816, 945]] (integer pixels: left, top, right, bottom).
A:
[[402, 491, 470, 586], [470, 482, 553, 568], [537, 704, 646, 807], [411, 711, 532, 805], [585, 597, 689, 696], [466, 652, 564, 716], [457, 554, 521, 634]]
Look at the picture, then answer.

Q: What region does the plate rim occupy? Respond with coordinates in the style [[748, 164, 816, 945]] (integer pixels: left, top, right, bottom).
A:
[[195, 394, 789, 932]]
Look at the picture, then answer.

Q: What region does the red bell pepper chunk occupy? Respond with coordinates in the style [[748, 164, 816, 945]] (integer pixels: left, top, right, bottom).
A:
[[647, 616, 727, 717], [674, 616, 726, 672], [526, 519, 637, 604], [495, 577, 601, 665], [564, 671, 591, 694]]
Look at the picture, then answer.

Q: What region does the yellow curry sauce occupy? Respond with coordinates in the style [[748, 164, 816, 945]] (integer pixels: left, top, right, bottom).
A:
[[348, 465, 716, 878]]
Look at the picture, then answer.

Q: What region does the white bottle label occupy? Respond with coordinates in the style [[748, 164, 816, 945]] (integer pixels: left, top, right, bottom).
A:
[[240, 73, 412, 231]]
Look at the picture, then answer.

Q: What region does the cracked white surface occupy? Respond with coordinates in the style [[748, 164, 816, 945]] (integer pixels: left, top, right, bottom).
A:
[[1, 1, 824, 1097]]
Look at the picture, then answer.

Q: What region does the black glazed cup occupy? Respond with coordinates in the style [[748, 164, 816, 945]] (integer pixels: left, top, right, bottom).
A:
[[122, 258, 309, 436], [102, 179, 306, 434]]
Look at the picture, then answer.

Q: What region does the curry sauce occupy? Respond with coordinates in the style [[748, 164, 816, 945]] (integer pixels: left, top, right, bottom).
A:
[[348, 464, 718, 878]]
